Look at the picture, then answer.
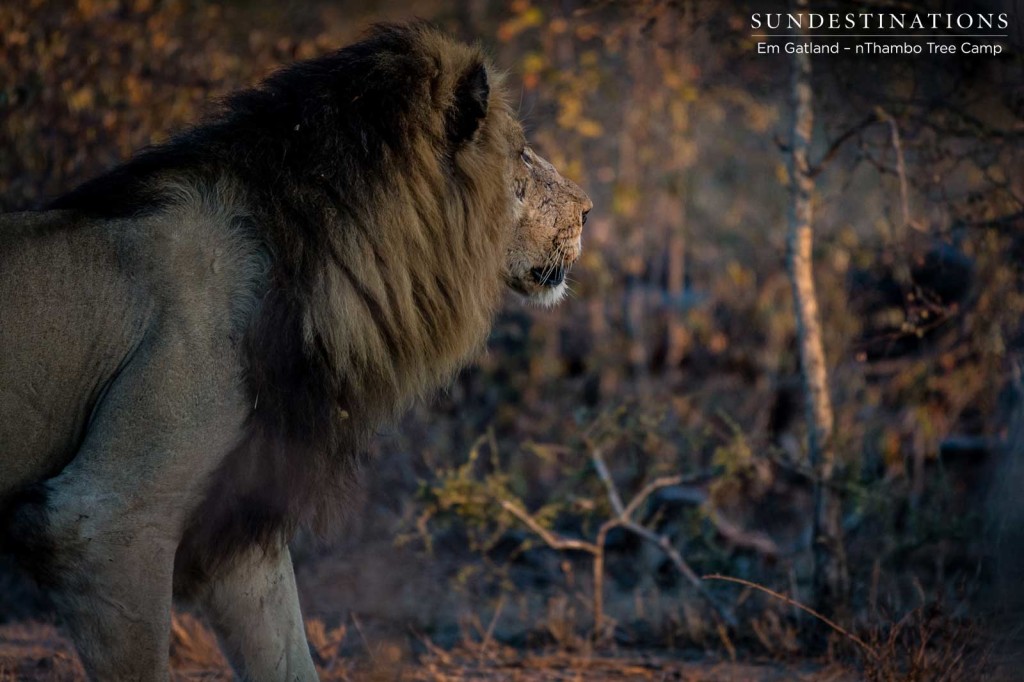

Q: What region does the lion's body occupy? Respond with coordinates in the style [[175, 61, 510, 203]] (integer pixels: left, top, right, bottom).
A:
[[0, 211, 140, 492], [0, 198, 259, 485], [0, 24, 590, 681]]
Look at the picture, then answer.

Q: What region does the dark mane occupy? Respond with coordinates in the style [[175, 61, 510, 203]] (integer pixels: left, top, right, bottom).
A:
[[50, 23, 518, 582], [50, 23, 438, 220]]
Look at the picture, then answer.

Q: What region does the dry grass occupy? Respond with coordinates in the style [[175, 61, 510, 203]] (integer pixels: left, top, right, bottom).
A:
[[169, 612, 229, 675], [0, 622, 83, 682], [702, 575, 994, 682], [859, 603, 988, 682], [1, 618, 860, 681], [3, 610, 1001, 681]]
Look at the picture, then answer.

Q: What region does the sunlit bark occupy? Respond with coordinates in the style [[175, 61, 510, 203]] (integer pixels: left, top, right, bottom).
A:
[[786, 0, 848, 613]]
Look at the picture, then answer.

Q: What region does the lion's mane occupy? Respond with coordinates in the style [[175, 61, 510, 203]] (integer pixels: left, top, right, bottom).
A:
[[49, 24, 518, 580]]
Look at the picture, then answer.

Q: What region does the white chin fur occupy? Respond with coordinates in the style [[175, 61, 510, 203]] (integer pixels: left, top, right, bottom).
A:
[[531, 281, 568, 308]]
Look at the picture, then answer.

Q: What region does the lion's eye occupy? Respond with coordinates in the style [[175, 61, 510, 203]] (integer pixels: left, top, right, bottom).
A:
[[520, 149, 531, 165]]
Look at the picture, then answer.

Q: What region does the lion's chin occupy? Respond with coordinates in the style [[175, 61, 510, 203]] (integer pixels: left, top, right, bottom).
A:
[[509, 280, 567, 308], [506, 265, 573, 308]]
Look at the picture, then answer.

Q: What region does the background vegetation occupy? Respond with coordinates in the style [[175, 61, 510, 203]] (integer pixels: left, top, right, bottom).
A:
[[2, 0, 1022, 679]]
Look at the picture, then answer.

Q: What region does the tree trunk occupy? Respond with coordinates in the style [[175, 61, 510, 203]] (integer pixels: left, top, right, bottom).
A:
[[786, 0, 848, 614]]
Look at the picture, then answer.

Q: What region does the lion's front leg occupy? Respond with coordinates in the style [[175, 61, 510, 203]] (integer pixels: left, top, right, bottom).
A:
[[51, 523, 177, 681], [6, 327, 253, 680], [195, 544, 317, 681], [8, 475, 181, 682]]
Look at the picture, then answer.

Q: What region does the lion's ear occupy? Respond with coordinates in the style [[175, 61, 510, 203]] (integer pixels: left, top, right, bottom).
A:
[[447, 61, 489, 146]]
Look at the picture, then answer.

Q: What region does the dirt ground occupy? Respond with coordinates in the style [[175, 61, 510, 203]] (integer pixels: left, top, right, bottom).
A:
[[0, 621, 862, 682]]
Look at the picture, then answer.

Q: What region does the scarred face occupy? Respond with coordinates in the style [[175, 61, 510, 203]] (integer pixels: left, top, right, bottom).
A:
[[503, 145, 592, 306]]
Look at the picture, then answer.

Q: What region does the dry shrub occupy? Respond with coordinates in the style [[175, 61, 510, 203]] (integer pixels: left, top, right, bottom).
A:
[[305, 618, 347, 668], [749, 609, 801, 657], [860, 603, 988, 682], [168, 611, 228, 674]]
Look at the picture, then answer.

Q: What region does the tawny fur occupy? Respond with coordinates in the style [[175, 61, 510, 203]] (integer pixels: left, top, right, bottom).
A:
[[0, 23, 591, 681]]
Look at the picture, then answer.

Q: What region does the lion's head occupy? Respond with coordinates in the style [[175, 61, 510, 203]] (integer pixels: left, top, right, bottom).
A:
[[504, 147, 592, 307], [392, 25, 591, 309]]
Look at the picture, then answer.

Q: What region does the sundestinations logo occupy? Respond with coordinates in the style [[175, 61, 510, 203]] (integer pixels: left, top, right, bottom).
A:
[[751, 11, 1010, 55]]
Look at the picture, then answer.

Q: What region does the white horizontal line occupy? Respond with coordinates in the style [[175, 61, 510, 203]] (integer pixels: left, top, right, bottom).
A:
[[753, 34, 1007, 37]]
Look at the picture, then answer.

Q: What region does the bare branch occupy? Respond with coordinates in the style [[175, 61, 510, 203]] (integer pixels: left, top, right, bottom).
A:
[[621, 474, 689, 520], [620, 474, 782, 558], [937, 105, 1024, 141], [704, 574, 876, 658], [499, 500, 598, 555], [476, 595, 506, 664], [590, 447, 625, 517], [875, 106, 921, 234], [590, 448, 740, 626], [960, 210, 1024, 232], [620, 520, 737, 627], [707, 510, 781, 558], [810, 113, 878, 177], [506, 447, 802, 633]]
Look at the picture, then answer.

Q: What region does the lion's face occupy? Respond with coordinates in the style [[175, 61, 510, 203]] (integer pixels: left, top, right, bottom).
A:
[[503, 145, 592, 307]]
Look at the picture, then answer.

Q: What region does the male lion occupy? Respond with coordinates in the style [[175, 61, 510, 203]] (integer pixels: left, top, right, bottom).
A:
[[0, 24, 590, 680]]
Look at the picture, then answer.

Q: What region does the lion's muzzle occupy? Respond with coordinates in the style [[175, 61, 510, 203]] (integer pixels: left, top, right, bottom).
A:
[[531, 264, 567, 287]]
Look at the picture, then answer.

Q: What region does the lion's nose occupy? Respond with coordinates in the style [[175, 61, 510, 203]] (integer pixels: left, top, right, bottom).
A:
[[582, 209, 590, 225]]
